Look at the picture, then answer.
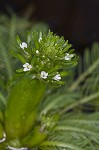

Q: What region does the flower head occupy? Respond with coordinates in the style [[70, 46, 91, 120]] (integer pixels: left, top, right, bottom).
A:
[[20, 42, 27, 49], [41, 71, 48, 79], [53, 74, 61, 81], [16, 31, 78, 86], [23, 63, 32, 72]]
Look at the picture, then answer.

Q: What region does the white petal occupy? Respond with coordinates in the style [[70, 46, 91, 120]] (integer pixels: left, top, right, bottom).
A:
[[36, 50, 39, 54], [23, 63, 32, 72], [38, 37, 42, 42], [65, 53, 74, 60], [0, 135, 6, 143], [53, 74, 61, 81], [41, 71, 48, 79], [20, 42, 27, 49], [23, 68, 29, 72], [23, 63, 29, 68], [65, 53, 69, 56], [28, 65, 32, 69], [64, 56, 70, 60]]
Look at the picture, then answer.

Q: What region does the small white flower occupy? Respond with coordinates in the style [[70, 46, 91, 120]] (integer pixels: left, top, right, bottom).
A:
[[41, 71, 48, 79], [64, 53, 74, 60], [53, 74, 61, 81], [23, 63, 32, 72], [20, 42, 27, 49], [36, 50, 39, 54], [38, 37, 42, 42]]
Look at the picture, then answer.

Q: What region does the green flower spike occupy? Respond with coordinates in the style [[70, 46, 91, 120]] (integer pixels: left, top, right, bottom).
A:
[[15, 30, 78, 86], [3, 31, 78, 149]]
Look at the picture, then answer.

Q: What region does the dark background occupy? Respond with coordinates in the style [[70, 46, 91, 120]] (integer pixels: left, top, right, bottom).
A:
[[0, 0, 99, 53]]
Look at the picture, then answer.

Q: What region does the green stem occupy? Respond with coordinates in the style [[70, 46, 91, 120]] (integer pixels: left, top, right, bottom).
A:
[[69, 59, 99, 92], [0, 122, 4, 139], [21, 126, 47, 148], [60, 92, 99, 114], [4, 77, 46, 140]]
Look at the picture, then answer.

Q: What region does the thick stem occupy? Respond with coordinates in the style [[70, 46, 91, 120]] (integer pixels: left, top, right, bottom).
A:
[[4, 76, 46, 140]]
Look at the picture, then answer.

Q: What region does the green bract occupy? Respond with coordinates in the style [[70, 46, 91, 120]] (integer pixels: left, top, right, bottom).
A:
[[15, 31, 78, 85]]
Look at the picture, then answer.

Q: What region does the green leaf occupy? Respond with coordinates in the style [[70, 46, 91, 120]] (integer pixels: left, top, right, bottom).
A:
[[40, 141, 84, 150], [16, 68, 24, 73], [0, 122, 4, 139], [16, 54, 26, 64], [16, 35, 21, 45]]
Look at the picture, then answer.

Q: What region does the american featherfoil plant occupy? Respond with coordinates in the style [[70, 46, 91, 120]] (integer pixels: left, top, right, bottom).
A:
[[0, 14, 99, 150]]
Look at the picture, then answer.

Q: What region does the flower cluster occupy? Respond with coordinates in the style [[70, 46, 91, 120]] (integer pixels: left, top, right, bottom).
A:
[[40, 114, 59, 133], [15, 31, 78, 85]]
